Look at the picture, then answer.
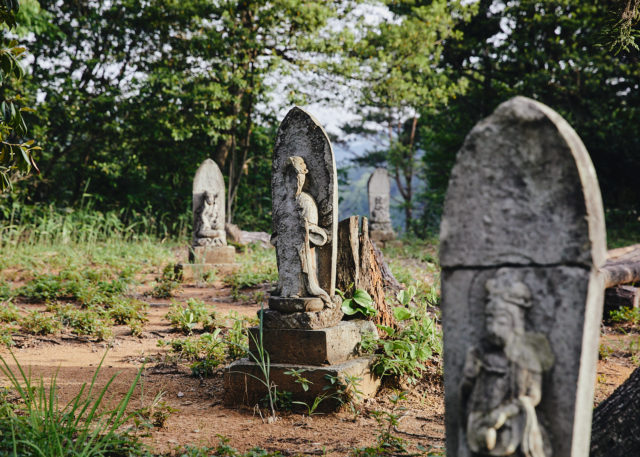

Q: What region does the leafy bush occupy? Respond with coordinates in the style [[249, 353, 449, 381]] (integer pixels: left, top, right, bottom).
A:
[[160, 329, 227, 377], [151, 264, 181, 298], [609, 306, 640, 326]]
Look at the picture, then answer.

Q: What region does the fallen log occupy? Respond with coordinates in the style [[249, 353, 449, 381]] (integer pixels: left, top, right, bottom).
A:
[[601, 243, 640, 288]]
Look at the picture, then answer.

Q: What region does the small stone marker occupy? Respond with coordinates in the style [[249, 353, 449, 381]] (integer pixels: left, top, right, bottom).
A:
[[224, 107, 380, 408], [180, 159, 236, 280], [440, 97, 606, 457], [368, 168, 395, 242]]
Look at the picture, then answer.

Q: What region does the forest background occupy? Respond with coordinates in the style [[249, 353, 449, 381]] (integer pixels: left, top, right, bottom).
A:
[[2, 0, 640, 244]]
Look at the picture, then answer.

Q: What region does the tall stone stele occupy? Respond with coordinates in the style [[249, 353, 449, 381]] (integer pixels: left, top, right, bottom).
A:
[[183, 159, 235, 279], [440, 97, 606, 457], [224, 107, 380, 408], [368, 168, 395, 242]]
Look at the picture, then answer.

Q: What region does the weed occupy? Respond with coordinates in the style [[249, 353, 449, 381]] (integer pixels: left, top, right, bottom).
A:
[[0, 280, 12, 300], [20, 311, 62, 335], [372, 287, 442, 384], [165, 298, 217, 335], [0, 351, 147, 457], [134, 391, 177, 429], [609, 306, 640, 326], [52, 304, 113, 340], [351, 391, 408, 456], [599, 343, 614, 360], [224, 247, 277, 298], [0, 302, 20, 323], [324, 373, 364, 419], [225, 312, 250, 360], [107, 298, 148, 335], [151, 264, 182, 298], [159, 330, 227, 377], [0, 326, 13, 347], [339, 288, 377, 318]]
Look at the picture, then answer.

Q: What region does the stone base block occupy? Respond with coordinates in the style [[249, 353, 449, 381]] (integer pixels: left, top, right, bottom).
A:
[[223, 356, 380, 410], [370, 229, 396, 242], [177, 263, 239, 281], [189, 245, 236, 264], [248, 320, 376, 365], [261, 305, 343, 330]]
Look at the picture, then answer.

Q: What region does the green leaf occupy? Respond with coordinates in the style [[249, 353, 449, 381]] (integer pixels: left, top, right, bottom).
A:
[[393, 307, 413, 321]]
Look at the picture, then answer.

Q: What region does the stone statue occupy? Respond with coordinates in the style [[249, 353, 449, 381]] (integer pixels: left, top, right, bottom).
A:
[[368, 168, 395, 241], [461, 269, 554, 457], [193, 190, 225, 246], [265, 107, 342, 329]]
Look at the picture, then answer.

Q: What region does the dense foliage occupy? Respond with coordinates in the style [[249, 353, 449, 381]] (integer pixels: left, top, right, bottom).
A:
[[1, 0, 639, 241]]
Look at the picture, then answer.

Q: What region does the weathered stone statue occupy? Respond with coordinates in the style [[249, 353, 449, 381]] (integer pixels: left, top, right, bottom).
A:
[[180, 158, 235, 280], [368, 168, 395, 242], [463, 269, 553, 457], [265, 107, 342, 329], [440, 97, 606, 457], [192, 159, 226, 247], [224, 108, 380, 408]]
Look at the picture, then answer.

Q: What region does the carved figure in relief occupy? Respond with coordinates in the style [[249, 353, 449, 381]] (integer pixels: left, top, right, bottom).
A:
[[271, 156, 330, 303], [194, 190, 225, 246], [371, 196, 388, 224], [461, 269, 554, 457]]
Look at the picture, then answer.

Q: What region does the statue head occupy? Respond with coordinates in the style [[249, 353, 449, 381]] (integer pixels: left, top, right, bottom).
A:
[[288, 156, 308, 197], [484, 269, 531, 347], [203, 190, 216, 206]]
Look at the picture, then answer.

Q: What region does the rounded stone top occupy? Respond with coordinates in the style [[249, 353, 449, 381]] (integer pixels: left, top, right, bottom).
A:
[[439, 96, 606, 269]]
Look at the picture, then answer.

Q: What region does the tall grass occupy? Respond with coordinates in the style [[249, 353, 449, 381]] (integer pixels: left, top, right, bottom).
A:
[[0, 352, 147, 457], [0, 200, 190, 246]]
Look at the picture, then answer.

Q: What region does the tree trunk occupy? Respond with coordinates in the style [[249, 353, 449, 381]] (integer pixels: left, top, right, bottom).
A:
[[336, 216, 398, 331], [590, 366, 640, 457]]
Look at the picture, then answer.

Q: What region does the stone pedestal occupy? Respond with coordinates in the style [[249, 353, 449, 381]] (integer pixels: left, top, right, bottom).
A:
[[224, 320, 380, 409], [179, 246, 237, 281]]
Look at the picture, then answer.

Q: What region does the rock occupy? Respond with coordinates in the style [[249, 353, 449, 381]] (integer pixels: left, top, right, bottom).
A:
[[440, 97, 606, 457], [368, 168, 395, 242]]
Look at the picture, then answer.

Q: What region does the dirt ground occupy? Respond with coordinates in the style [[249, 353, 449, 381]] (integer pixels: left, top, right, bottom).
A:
[[1, 277, 638, 456]]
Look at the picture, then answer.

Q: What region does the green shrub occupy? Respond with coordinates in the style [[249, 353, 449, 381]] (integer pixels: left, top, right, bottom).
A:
[[609, 306, 640, 326], [160, 329, 227, 377]]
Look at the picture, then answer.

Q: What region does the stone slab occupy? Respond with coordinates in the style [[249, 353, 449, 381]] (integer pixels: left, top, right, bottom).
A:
[[248, 320, 376, 365], [369, 230, 396, 242], [177, 263, 239, 281], [440, 97, 606, 457], [223, 356, 380, 410], [189, 245, 236, 264], [261, 305, 343, 330]]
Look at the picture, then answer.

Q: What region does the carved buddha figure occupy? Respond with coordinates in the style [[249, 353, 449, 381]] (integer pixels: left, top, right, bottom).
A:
[[194, 190, 225, 246], [462, 269, 554, 457]]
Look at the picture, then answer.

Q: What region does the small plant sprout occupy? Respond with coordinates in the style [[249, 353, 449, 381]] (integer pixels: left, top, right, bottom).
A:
[[340, 288, 377, 318]]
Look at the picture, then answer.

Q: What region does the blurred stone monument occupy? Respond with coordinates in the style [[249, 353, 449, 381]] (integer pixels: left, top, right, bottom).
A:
[[180, 158, 236, 280], [225, 107, 379, 408], [368, 168, 395, 243], [439, 97, 606, 457]]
